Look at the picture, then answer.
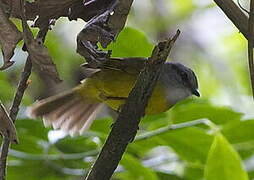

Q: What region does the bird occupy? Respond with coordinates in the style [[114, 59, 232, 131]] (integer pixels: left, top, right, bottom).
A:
[[27, 58, 199, 136]]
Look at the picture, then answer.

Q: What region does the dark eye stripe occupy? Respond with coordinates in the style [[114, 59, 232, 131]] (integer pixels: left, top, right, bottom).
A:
[[170, 62, 198, 90], [172, 64, 188, 80]]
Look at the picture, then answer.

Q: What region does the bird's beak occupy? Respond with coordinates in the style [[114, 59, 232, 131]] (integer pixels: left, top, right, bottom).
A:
[[192, 89, 200, 97]]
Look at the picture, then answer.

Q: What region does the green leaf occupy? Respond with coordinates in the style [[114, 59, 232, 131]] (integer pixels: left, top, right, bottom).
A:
[[204, 134, 249, 180], [105, 27, 154, 57], [222, 119, 254, 143], [248, 170, 254, 180], [15, 119, 49, 140], [141, 112, 170, 130], [118, 153, 159, 180], [12, 119, 50, 154], [0, 73, 15, 103], [171, 0, 196, 18], [7, 160, 65, 180], [131, 127, 213, 164], [90, 117, 112, 137], [55, 136, 98, 153], [169, 99, 242, 125], [156, 172, 184, 180], [222, 119, 254, 159], [129, 136, 165, 156], [161, 127, 213, 163]]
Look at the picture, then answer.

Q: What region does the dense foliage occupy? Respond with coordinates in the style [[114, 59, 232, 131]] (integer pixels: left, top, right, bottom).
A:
[[1, 0, 253, 179]]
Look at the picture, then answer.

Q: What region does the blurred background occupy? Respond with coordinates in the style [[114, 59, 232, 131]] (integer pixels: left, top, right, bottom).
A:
[[1, 0, 254, 179]]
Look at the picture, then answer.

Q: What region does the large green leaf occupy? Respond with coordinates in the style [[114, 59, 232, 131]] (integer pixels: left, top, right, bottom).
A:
[[222, 119, 254, 143], [131, 127, 213, 164], [156, 172, 184, 180], [90, 117, 112, 137], [117, 153, 159, 180], [222, 119, 254, 159], [0, 73, 15, 103], [7, 160, 65, 180], [129, 136, 166, 157], [55, 136, 98, 154], [169, 99, 242, 125], [105, 27, 154, 57], [204, 134, 249, 180], [141, 112, 170, 130], [160, 127, 213, 164], [183, 164, 204, 180], [15, 119, 49, 140], [11, 119, 50, 154]]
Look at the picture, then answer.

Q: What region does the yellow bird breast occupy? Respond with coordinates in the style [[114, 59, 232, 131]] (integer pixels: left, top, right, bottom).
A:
[[77, 69, 171, 115]]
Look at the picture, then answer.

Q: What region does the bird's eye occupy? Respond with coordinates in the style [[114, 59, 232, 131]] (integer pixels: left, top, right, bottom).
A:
[[180, 72, 188, 81]]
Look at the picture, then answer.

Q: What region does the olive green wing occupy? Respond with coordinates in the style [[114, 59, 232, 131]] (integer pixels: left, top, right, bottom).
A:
[[81, 57, 148, 76], [103, 57, 147, 74]]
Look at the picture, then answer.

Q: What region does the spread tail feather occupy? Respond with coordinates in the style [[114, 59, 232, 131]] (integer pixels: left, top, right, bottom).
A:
[[27, 89, 102, 135]]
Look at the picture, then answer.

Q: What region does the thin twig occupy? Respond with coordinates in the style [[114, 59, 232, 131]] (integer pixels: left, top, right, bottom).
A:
[[248, 0, 254, 98], [0, 58, 32, 180], [0, 2, 33, 179], [135, 119, 210, 141], [8, 119, 210, 161], [237, 0, 249, 14], [0, 102, 17, 143], [8, 149, 98, 161]]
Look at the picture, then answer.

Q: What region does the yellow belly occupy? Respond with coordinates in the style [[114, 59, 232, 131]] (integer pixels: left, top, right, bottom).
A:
[[77, 69, 171, 114]]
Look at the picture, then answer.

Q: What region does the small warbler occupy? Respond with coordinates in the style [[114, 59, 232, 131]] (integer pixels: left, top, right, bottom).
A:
[[27, 58, 199, 136]]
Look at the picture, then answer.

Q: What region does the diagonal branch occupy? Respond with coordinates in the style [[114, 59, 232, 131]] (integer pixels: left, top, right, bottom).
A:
[[84, 30, 180, 180], [0, 58, 32, 180], [213, 0, 249, 40], [0, 1, 33, 179], [213, 0, 254, 98], [7, 119, 210, 162]]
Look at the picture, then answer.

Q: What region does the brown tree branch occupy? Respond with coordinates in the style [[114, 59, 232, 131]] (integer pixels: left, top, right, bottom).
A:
[[0, 58, 32, 180], [84, 30, 180, 180], [213, 0, 249, 40], [7, 119, 208, 161], [1, 0, 116, 30], [0, 103, 18, 143], [248, 0, 254, 97], [0, 1, 33, 179], [213, 0, 254, 97]]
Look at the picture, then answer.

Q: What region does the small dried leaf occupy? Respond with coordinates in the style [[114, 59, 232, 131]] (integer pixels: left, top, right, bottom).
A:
[[33, 0, 74, 28], [27, 38, 61, 83], [0, 3, 22, 70], [18, 1, 61, 84], [0, 103, 18, 144]]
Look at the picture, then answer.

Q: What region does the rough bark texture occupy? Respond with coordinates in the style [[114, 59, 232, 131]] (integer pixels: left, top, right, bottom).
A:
[[248, 0, 254, 97], [213, 0, 249, 40], [213, 0, 254, 97], [84, 31, 180, 180], [0, 58, 32, 180], [0, 103, 17, 144]]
